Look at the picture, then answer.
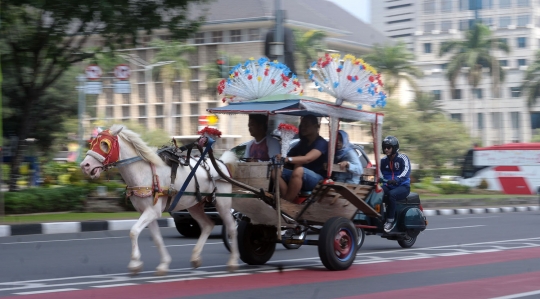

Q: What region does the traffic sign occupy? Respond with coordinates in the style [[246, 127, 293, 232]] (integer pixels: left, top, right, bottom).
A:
[[85, 81, 102, 94], [114, 64, 131, 80], [85, 65, 102, 80], [114, 81, 131, 94]]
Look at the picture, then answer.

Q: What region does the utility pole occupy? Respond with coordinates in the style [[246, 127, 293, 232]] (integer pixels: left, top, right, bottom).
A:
[[77, 75, 87, 164], [273, 0, 285, 63]]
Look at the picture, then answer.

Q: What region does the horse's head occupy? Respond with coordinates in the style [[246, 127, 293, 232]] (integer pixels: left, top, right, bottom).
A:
[[80, 126, 123, 179]]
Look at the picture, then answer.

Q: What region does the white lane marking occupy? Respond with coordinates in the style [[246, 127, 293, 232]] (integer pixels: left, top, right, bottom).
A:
[[149, 277, 203, 283], [491, 290, 540, 299], [162, 242, 223, 248], [449, 216, 499, 220], [93, 283, 138, 288], [14, 288, 79, 295], [0, 236, 127, 245], [426, 225, 485, 231], [207, 273, 250, 278]]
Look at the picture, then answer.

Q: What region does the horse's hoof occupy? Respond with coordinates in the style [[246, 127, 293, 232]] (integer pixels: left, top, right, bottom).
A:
[[227, 263, 239, 272], [128, 260, 144, 275], [155, 264, 169, 276], [191, 259, 202, 269]]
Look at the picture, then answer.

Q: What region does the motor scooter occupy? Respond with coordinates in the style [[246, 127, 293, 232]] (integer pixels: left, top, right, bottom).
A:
[[353, 180, 427, 248]]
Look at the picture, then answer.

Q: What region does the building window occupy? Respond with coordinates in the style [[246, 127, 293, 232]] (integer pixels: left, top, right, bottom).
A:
[[230, 29, 241, 42], [517, 0, 530, 7], [482, 17, 493, 26], [138, 84, 146, 102], [388, 19, 413, 24], [139, 105, 146, 117], [531, 112, 540, 129], [106, 107, 113, 118], [482, 0, 493, 9], [248, 28, 260, 41], [511, 111, 520, 141], [451, 113, 462, 122], [517, 15, 530, 27], [194, 32, 205, 44], [190, 82, 199, 101], [518, 59, 527, 66], [492, 112, 502, 129], [174, 103, 182, 116], [424, 0, 435, 13], [212, 31, 223, 43], [459, 19, 471, 31], [499, 59, 508, 67], [207, 102, 218, 110], [441, 1, 452, 12], [499, 0, 511, 8], [459, 0, 468, 10], [424, 43, 432, 53], [424, 21, 436, 32], [432, 90, 442, 101], [517, 37, 527, 48], [441, 20, 452, 31], [155, 83, 164, 102], [190, 103, 199, 116], [173, 82, 182, 101], [452, 89, 462, 99], [474, 88, 483, 99], [510, 87, 522, 97], [156, 118, 164, 130], [155, 105, 163, 117], [388, 4, 412, 9], [190, 116, 199, 132], [122, 106, 129, 118], [499, 16, 511, 28], [477, 113, 484, 129]]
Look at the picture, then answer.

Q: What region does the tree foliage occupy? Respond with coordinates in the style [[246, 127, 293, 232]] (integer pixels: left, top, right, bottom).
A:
[[363, 41, 422, 97], [1, 0, 208, 190], [376, 98, 471, 169], [294, 29, 327, 77], [521, 50, 540, 109], [149, 39, 195, 86]]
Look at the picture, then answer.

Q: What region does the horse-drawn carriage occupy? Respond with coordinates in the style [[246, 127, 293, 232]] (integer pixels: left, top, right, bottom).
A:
[[80, 54, 426, 274]]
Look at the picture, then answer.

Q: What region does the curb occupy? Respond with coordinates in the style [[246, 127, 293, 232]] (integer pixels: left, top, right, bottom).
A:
[[0, 206, 539, 237], [0, 218, 175, 238], [422, 205, 539, 217]]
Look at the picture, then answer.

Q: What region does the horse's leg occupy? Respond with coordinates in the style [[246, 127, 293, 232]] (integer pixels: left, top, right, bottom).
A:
[[148, 219, 171, 276], [187, 203, 214, 268], [128, 205, 158, 275], [214, 196, 239, 272]]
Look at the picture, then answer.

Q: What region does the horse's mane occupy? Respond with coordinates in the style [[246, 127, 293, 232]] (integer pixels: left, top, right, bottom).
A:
[[111, 124, 164, 166]]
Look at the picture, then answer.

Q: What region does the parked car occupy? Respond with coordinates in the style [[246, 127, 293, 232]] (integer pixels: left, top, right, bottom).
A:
[[170, 138, 373, 238]]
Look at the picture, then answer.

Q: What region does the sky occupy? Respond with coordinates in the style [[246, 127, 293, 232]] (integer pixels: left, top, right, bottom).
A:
[[327, 0, 371, 23]]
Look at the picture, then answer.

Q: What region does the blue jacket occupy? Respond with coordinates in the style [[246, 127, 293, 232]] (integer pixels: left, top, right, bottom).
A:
[[333, 150, 363, 184], [380, 152, 411, 189]]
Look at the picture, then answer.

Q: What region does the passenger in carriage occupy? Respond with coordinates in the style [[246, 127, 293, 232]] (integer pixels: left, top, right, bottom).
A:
[[332, 130, 363, 184], [244, 114, 281, 162], [279, 114, 328, 203], [380, 136, 411, 233]]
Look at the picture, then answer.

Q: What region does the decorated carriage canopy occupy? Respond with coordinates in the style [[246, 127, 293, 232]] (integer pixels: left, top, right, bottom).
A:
[[211, 54, 386, 181], [207, 94, 384, 181]]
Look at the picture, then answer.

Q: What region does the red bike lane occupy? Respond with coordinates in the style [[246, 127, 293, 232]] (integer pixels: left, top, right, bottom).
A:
[[6, 247, 540, 299]]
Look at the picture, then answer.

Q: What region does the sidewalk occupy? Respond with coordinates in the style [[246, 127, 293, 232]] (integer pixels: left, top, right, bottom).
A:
[[1, 198, 539, 237]]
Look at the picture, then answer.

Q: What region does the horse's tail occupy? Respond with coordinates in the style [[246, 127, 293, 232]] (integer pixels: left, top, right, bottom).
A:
[[219, 151, 238, 178]]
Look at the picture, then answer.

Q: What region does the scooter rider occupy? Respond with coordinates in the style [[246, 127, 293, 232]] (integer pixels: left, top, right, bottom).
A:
[[380, 136, 411, 233]]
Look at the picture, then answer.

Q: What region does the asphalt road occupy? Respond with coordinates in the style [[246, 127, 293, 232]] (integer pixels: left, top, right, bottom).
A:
[[1, 210, 539, 298]]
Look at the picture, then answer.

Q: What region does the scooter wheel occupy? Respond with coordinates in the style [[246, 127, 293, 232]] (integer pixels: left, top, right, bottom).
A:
[[397, 234, 417, 248]]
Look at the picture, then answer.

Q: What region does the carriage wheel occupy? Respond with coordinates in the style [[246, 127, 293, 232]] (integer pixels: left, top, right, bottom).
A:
[[237, 220, 276, 265], [318, 217, 358, 271], [357, 227, 366, 249]]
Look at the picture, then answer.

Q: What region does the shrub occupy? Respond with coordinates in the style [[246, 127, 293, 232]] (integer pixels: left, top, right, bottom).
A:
[[3, 186, 87, 214], [477, 179, 489, 189], [437, 183, 470, 194]]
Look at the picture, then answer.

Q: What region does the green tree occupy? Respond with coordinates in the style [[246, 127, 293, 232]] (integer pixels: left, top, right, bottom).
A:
[[377, 101, 471, 169], [0, 0, 207, 191], [363, 41, 422, 98], [439, 23, 509, 137], [521, 50, 540, 108], [413, 92, 444, 122], [149, 39, 195, 87], [294, 29, 327, 77], [201, 52, 243, 96]]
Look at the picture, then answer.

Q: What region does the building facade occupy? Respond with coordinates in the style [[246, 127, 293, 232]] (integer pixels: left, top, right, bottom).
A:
[[374, 0, 540, 146], [88, 0, 388, 148]]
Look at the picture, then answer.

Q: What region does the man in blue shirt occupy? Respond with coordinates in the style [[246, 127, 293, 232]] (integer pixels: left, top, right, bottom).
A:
[[279, 114, 328, 204], [380, 135, 411, 232]]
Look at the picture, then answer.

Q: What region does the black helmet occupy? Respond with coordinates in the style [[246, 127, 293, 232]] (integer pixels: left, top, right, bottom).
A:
[[382, 136, 399, 156]]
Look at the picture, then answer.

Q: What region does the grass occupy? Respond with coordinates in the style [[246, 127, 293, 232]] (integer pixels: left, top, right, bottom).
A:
[[0, 212, 144, 224]]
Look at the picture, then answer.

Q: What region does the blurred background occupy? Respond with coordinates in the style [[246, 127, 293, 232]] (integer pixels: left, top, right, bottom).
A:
[[2, 0, 538, 206]]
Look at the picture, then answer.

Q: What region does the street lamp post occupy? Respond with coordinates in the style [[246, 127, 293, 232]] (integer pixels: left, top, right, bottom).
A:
[[77, 75, 87, 164]]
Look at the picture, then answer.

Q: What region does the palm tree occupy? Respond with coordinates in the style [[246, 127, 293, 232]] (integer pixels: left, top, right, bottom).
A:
[[149, 39, 195, 87], [363, 41, 423, 98], [439, 23, 509, 137], [414, 92, 444, 122], [294, 29, 327, 78], [201, 51, 243, 96], [521, 50, 540, 108]]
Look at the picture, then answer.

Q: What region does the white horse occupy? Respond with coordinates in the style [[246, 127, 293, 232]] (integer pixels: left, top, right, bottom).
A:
[[79, 125, 239, 275]]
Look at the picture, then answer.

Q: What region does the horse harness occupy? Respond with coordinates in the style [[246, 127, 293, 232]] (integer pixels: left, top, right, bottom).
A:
[[88, 130, 219, 211]]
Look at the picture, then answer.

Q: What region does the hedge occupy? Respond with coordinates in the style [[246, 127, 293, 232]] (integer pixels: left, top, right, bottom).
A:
[[3, 185, 90, 214]]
